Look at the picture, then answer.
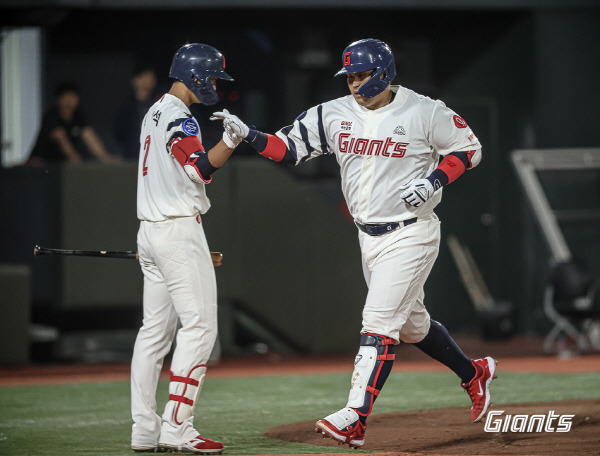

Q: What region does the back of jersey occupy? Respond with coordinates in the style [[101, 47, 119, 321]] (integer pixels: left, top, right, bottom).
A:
[[137, 94, 211, 222]]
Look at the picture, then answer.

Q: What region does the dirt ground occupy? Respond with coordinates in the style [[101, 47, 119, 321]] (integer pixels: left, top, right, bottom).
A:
[[267, 398, 600, 456], [1, 336, 599, 455]]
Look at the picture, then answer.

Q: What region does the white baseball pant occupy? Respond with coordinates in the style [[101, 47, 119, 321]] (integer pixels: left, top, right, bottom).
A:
[[131, 215, 217, 448], [359, 213, 441, 343]]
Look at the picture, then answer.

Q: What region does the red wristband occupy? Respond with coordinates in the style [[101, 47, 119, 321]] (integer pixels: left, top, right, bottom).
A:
[[437, 154, 466, 184], [259, 134, 287, 162]]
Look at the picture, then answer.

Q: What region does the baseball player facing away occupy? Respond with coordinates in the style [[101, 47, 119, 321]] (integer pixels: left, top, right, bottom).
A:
[[132, 43, 237, 454], [212, 38, 497, 448]]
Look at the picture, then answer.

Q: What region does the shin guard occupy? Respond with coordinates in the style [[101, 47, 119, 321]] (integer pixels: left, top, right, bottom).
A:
[[346, 334, 395, 421], [165, 364, 207, 425]]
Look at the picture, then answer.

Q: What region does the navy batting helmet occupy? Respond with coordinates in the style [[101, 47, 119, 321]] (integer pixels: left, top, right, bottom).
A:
[[335, 38, 396, 98], [169, 43, 234, 106]]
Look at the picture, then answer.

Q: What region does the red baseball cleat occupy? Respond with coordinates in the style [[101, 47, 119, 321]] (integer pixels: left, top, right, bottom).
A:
[[158, 435, 224, 454], [315, 407, 366, 449], [462, 356, 498, 422]]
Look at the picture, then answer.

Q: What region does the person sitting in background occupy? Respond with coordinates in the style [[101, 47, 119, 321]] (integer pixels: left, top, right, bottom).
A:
[[28, 81, 121, 165], [114, 66, 162, 160]]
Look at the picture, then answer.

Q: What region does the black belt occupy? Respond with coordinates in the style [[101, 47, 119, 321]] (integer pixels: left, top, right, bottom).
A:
[[355, 218, 417, 236]]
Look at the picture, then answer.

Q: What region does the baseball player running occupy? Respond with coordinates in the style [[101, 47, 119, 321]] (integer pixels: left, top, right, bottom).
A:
[[211, 38, 497, 448], [131, 43, 237, 454]]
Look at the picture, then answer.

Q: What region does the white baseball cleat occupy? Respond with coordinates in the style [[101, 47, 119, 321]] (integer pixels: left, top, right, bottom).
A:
[[315, 407, 366, 449]]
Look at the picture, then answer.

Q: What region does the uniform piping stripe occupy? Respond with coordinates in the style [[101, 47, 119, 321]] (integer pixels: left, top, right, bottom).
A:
[[295, 111, 307, 122], [298, 121, 316, 156], [279, 125, 298, 161], [316, 105, 328, 155], [281, 125, 294, 135], [166, 115, 192, 133]]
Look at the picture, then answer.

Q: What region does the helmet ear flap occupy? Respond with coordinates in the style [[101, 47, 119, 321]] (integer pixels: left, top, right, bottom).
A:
[[197, 75, 220, 106]]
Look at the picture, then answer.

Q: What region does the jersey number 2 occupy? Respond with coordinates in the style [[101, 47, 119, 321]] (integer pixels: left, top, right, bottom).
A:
[[142, 135, 151, 176]]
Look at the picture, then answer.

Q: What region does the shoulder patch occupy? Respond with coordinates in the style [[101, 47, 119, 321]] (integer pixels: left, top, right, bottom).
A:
[[182, 118, 200, 136], [453, 115, 468, 129]]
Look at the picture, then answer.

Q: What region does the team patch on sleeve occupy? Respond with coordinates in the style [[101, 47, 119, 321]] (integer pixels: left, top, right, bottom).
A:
[[453, 115, 468, 129], [182, 118, 200, 136]]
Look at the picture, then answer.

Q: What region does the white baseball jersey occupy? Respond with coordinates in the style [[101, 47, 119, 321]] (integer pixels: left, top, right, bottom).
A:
[[276, 85, 481, 224], [137, 93, 210, 222]]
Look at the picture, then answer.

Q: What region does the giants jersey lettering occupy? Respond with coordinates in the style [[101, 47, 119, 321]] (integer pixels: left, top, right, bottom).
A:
[[275, 85, 482, 223], [137, 94, 211, 221]]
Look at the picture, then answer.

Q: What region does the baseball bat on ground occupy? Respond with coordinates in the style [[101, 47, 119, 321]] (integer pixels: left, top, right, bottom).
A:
[[33, 245, 223, 267]]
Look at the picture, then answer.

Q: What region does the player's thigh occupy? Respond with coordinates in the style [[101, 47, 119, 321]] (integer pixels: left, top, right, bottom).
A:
[[153, 217, 217, 326], [362, 219, 440, 337], [137, 222, 177, 334]]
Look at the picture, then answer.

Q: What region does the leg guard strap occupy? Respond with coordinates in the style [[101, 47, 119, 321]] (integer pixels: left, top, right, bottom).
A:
[[170, 373, 200, 387], [366, 385, 380, 396], [377, 354, 396, 361], [169, 394, 193, 406]]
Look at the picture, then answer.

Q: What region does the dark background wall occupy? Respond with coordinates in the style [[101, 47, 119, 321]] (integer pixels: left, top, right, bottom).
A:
[[1, 1, 599, 360]]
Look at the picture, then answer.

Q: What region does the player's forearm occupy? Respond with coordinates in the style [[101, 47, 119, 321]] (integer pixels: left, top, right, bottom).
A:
[[244, 129, 294, 163], [207, 140, 235, 168], [426, 150, 478, 189]]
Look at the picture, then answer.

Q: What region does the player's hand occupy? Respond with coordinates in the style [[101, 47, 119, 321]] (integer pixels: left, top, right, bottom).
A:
[[399, 178, 435, 207], [210, 109, 249, 149]]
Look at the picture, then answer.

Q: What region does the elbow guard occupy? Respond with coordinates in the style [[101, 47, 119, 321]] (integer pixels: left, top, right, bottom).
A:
[[170, 135, 216, 183], [184, 152, 216, 184], [170, 135, 205, 166]]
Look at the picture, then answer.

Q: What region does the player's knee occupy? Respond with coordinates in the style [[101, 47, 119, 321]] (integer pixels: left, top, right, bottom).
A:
[[399, 331, 426, 344], [399, 316, 431, 343]]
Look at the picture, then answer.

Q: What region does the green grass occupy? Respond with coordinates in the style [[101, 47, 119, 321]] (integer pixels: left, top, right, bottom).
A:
[[0, 371, 599, 456]]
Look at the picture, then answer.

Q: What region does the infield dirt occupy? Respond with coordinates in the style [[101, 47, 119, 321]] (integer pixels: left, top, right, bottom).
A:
[[267, 398, 599, 456]]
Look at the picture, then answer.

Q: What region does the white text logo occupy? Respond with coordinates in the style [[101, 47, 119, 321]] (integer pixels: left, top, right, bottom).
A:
[[484, 410, 574, 433]]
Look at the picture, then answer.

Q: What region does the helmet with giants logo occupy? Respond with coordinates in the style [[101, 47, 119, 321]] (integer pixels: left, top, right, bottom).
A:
[[335, 38, 396, 98], [169, 43, 234, 106]]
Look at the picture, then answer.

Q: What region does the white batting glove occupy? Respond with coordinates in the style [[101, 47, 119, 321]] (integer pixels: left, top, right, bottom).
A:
[[210, 109, 249, 149], [399, 178, 435, 207]]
